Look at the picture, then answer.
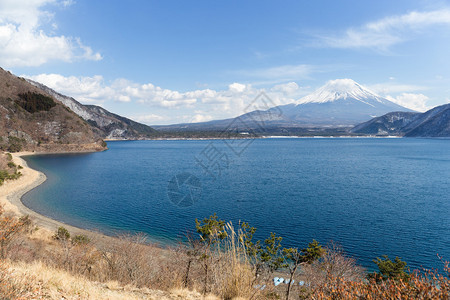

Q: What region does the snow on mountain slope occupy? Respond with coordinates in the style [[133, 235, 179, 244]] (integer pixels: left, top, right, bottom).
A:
[[297, 79, 390, 106], [157, 79, 415, 131], [351, 103, 450, 137], [265, 79, 414, 126]]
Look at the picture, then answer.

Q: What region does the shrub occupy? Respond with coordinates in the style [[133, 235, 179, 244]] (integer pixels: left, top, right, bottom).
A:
[[7, 136, 25, 152], [72, 234, 91, 246], [0, 169, 22, 185], [311, 268, 449, 299], [97, 233, 160, 288], [53, 226, 71, 241], [0, 206, 28, 258], [18, 215, 33, 234], [0, 170, 9, 184], [369, 255, 410, 282], [16, 92, 56, 113]]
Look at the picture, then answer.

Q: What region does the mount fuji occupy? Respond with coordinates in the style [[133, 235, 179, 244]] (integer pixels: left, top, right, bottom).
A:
[[245, 79, 414, 127], [155, 79, 414, 132]]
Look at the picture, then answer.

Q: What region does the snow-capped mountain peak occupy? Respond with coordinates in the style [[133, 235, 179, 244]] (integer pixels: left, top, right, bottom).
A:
[[296, 79, 384, 105], [156, 78, 414, 131]]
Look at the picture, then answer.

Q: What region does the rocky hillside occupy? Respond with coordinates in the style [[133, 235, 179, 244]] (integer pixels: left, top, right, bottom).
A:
[[26, 79, 159, 140], [351, 103, 450, 137], [403, 104, 450, 137], [0, 67, 106, 152]]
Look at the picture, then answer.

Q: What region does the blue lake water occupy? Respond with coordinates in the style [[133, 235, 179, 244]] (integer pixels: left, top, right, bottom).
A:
[[23, 138, 450, 272]]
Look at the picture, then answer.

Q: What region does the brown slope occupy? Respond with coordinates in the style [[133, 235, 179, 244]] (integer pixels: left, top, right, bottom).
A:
[[27, 79, 159, 139], [0, 67, 106, 152]]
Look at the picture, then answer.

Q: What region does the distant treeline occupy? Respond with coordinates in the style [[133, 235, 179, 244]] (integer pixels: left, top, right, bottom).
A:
[[154, 126, 361, 138]]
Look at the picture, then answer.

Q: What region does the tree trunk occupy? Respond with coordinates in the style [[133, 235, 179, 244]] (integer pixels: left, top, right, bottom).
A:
[[203, 263, 209, 295], [0, 239, 4, 259], [285, 272, 295, 300], [184, 259, 192, 288], [286, 265, 299, 300]]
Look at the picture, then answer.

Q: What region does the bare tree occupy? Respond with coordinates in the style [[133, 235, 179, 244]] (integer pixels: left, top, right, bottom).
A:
[[178, 231, 205, 288], [302, 241, 365, 293], [0, 206, 27, 259], [321, 242, 365, 282]]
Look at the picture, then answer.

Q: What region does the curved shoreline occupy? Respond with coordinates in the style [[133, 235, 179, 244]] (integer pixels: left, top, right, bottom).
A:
[[0, 152, 112, 241]]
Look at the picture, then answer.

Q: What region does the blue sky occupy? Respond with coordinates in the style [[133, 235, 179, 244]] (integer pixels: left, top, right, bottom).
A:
[[1, 0, 450, 124]]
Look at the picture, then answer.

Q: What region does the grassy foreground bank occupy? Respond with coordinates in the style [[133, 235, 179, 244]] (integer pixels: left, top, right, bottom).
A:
[[0, 208, 449, 299]]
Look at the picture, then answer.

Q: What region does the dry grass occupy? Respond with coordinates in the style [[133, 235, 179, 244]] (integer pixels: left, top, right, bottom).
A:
[[1, 257, 223, 300], [0, 259, 35, 299], [209, 223, 255, 299], [167, 222, 274, 299], [1, 207, 449, 300], [0, 153, 9, 171], [1, 259, 211, 299]]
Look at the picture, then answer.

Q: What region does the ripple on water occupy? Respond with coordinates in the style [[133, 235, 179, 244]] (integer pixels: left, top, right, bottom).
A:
[[22, 138, 450, 271]]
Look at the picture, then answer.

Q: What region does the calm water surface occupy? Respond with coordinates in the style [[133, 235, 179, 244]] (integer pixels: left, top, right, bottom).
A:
[[23, 138, 450, 271]]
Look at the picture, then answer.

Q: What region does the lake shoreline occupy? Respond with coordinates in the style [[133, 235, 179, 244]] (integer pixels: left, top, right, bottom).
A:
[[104, 135, 403, 141], [4, 138, 448, 272], [0, 151, 120, 244]]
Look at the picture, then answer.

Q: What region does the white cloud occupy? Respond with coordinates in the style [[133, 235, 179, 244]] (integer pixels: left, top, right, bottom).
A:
[[0, 0, 101, 67], [24, 72, 449, 124], [132, 114, 168, 123], [386, 93, 431, 112], [367, 82, 432, 111], [26, 73, 113, 104], [160, 98, 197, 108], [190, 114, 214, 123], [235, 64, 314, 82], [118, 95, 131, 102], [24, 73, 304, 124], [368, 82, 428, 94], [229, 82, 246, 93], [317, 8, 450, 50], [60, 0, 74, 7], [271, 82, 299, 94]]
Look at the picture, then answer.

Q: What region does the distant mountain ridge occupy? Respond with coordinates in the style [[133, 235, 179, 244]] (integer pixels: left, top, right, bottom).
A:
[[26, 80, 158, 139], [351, 103, 450, 137], [156, 79, 413, 132]]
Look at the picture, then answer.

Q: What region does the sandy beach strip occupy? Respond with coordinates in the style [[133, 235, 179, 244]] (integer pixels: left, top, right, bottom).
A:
[[0, 152, 112, 241]]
